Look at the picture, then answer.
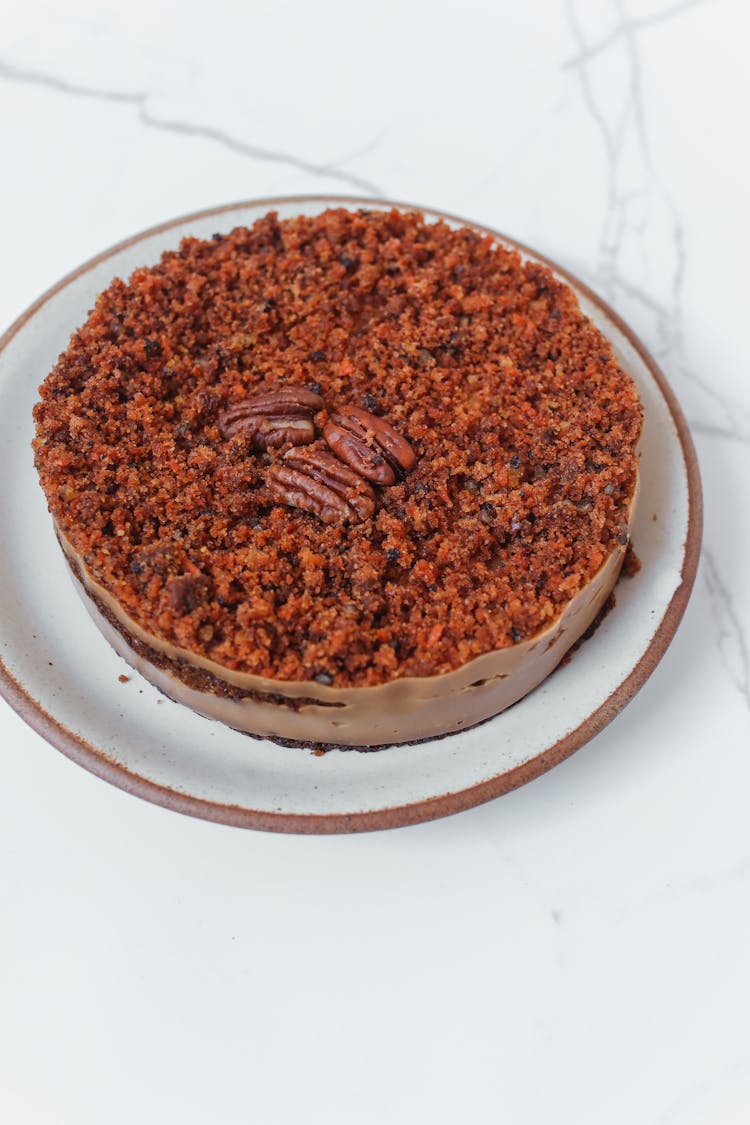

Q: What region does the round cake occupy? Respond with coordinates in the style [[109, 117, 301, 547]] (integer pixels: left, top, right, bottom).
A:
[[33, 208, 642, 747]]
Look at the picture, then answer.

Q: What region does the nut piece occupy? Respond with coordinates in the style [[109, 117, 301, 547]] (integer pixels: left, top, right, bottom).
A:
[[323, 406, 416, 485], [165, 574, 213, 614], [267, 449, 376, 525], [218, 384, 323, 450]]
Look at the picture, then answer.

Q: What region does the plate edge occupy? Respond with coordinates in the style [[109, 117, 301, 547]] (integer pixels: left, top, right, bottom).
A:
[[0, 195, 703, 833]]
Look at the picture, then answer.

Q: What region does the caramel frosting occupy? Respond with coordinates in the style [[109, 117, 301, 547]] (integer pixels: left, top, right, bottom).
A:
[[57, 510, 634, 747]]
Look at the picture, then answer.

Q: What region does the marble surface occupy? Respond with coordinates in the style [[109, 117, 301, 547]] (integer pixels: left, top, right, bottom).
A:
[[0, 1, 748, 1122]]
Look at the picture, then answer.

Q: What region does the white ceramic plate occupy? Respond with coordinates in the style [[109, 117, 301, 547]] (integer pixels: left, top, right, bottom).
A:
[[0, 197, 701, 832]]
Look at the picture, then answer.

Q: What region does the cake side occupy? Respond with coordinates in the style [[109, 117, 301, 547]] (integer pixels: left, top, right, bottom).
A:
[[59, 514, 634, 748]]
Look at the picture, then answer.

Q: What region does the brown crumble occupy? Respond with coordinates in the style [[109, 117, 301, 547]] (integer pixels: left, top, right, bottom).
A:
[[623, 543, 642, 577], [33, 209, 642, 687]]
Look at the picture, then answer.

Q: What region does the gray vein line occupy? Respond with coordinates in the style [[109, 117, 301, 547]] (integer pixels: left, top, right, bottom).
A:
[[617, 0, 654, 174], [651, 1054, 750, 1125], [609, 271, 665, 316], [326, 131, 386, 170], [0, 57, 138, 102], [653, 201, 750, 442], [703, 549, 750, 710], [565, 2, 750, 712], [565, 0, 750, 446], [565, 0, 620, 292], [566, 1, 641, 296], [562, 0, 716, 70], [611, 244, 750, 443], [564, 1, 618, 180], [669, 210, 687, 345], [0, 57, 384, 197], [681, 362, 750, 441], [605, 7, 648, 284], [690, 418, 750, 445], [615, 269, 750, 444], [136, 108, 383, 196]]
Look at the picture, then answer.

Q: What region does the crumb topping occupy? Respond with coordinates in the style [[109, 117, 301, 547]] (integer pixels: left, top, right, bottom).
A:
[[33, 209, 642, 686]]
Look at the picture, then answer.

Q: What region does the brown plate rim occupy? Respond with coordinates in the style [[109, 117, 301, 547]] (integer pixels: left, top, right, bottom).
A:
[[0, 194, 703, 833]]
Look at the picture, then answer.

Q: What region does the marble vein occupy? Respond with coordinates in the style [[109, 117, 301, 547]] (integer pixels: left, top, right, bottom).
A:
[[562, 0, 717, 70], [651, 1053, 750, 1124], [564, 0, 750, 447], [0, 57, 384, 198], [703, 550, 750, 711], [565, 0, 750, 719]]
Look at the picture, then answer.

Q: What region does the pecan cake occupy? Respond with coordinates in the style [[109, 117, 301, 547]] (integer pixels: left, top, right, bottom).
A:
[[33, 208, 642, 747]]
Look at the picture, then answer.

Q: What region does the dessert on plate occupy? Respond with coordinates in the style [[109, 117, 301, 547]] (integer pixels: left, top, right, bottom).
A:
[[33, 208, 642, 747]]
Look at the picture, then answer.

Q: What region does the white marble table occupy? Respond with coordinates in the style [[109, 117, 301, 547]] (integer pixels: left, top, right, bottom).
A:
[[1, 2, 748, 1122]]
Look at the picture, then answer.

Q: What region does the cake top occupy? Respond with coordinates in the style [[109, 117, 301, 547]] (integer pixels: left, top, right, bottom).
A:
[[33, 208, 642, 686]]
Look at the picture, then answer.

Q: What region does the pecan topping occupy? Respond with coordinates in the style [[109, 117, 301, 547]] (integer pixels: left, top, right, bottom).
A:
[[323, 406, 416, 485], [218, 384, 323, 450], [267, 449, 376, 525]]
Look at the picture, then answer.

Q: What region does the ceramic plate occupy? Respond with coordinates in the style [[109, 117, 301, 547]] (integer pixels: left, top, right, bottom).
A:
[[0, 197, 701, 832]]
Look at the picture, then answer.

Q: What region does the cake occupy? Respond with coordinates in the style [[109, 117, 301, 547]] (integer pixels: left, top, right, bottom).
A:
[[32, 208, 642, 747]]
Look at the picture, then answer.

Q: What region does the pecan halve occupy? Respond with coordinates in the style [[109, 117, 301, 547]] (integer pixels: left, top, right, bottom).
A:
[[323, 406, 416, 485], [218, 384, 323, 450], [267, 449, 376, 525]]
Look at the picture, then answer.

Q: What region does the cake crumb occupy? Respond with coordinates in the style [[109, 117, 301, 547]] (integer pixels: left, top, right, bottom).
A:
[[33, 209, 642, 687], [118, 674, 130, 684], [623, 543, 642, 577]]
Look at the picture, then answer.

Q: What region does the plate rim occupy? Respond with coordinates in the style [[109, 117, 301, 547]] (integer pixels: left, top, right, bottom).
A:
[[0, 194, 703, 833]]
